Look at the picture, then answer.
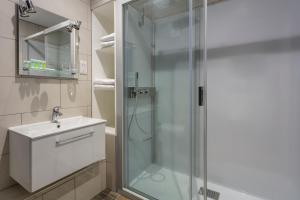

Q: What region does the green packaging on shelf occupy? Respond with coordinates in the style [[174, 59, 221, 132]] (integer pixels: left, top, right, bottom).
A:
[[30, 59, 46, 70]]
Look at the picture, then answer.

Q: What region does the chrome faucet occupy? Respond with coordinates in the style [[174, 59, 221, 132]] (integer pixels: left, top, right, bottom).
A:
[[52, 106, 63, 123]]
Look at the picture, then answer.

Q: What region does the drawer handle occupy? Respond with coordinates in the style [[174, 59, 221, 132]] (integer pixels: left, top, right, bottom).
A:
[[56, 132, 94, 146]]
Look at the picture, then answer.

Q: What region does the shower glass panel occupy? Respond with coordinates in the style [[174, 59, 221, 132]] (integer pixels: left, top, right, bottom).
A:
[[123, 0, 198, 199]]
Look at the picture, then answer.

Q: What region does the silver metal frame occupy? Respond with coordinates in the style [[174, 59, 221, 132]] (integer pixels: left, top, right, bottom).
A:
[[70, 27, 80, 76], [203, 1, 208, 199], [24, 20, 81, 41], [116, 1, 146, 199]]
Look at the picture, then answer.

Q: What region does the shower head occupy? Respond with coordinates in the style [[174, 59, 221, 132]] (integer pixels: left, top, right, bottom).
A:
[[138, 8, 145, 27]]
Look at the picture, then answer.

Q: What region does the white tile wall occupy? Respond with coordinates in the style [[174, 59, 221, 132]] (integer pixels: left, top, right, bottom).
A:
[[0, 78, 61, 115], [75, 161, 106, 200], [0, 1, 16, 39], [43, 180, 75, 200], [61, 80, 91, 108], [0, 38, 16, 77], [0, 115, 21, 155]]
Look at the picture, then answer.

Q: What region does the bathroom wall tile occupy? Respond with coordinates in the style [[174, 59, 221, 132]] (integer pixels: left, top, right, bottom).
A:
[[0, 77, 60, 116], [105, 135, 117, 190], [43, 180, 75, 200], [106, 134, 116, 164], [81, 0, 92, 32], [106, 162, 116, 190], [75, 161, 106, 200], [34, 0, 89, 30], [21, 110, 52, 125], [0, 154, 16, 191], [0, 114, 21, 156], [79, 28, 92, 55], [87, 7, 92, 31], [61, 106, 89, 118], [0, 0, 16, 39], [81, 0, 91, 6], [61, 80, 91, 108], [22, 107, 90, 125], [0, 37, 16, 77], [0, 184, 30, 200], [79, 54, 92, 81], [91, 0, 111, 10], [87, 106, 92, 117]]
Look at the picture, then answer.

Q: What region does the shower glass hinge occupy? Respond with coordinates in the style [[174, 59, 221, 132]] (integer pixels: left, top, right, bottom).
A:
[[199, 187, 220, 200]]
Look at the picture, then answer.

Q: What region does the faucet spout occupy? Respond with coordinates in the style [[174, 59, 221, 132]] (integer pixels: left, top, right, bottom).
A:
[[52, 106, 63, 123]]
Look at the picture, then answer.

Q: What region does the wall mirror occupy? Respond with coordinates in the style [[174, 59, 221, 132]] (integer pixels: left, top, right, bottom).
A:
[[18, 5, 81, 79]]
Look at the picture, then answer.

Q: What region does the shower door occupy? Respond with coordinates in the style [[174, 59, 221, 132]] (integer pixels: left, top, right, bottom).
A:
[[116, 0, 204, 200]]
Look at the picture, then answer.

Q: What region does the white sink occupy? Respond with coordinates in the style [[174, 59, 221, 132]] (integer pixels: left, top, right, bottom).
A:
[[9, 116, 105, 139], [9, 116, 106, 192]]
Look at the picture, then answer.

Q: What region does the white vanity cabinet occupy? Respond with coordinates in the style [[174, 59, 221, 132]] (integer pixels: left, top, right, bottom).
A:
[[9, 116, 106, 192]]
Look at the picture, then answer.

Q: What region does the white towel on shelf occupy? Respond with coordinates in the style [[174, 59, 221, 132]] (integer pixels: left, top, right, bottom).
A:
[[94, 79, 115, 85], [100, 41, 114, 48], [100, 33, 115, 42]]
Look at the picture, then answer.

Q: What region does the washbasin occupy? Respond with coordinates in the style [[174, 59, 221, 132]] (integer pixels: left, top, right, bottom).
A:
[[9, 116, 106, 139], [9, 116, 106, 192]]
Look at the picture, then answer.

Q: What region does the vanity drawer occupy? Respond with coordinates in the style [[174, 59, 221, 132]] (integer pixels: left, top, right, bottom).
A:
[[10, 121, 105, 192], [31, 124, 105, 191]]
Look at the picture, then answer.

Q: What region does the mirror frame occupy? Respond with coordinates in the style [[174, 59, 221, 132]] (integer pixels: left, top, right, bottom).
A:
[[17, 6, 80, 79]]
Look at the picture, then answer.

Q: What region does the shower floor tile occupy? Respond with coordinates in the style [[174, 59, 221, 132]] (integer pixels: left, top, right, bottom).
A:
[[93, 189, 131, 200]]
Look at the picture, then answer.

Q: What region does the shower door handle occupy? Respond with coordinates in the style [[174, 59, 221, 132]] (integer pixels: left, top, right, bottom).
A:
[[199, 86, 204, 106]]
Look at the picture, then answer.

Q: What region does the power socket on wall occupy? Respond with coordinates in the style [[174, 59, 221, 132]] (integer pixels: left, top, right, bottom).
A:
[[80, 60, 88, 75]]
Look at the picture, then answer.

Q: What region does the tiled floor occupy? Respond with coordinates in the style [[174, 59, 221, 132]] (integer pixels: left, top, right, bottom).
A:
[[92, 189, 131, 200]]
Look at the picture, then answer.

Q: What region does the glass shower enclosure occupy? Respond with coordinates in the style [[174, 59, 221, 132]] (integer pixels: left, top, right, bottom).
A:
[[116, 0, 204, 200], [116, 0, 300, 200]]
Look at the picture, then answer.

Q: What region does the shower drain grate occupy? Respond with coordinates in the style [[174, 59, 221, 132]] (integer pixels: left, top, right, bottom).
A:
[[199, 187, 220, 200]]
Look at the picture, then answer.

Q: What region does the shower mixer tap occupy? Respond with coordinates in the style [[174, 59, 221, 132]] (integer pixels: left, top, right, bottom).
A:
[[128, 72, 155, 98], [128, 87, 155, 98]]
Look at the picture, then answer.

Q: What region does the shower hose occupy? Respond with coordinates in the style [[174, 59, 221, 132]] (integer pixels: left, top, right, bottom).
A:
[[128, 93, 152, 141]]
